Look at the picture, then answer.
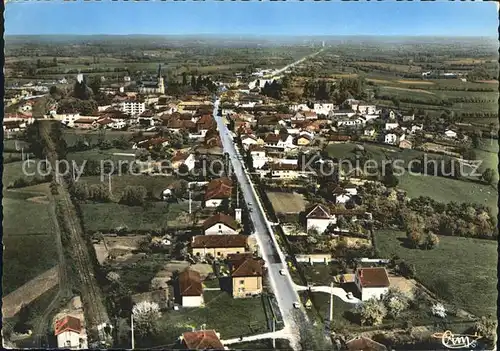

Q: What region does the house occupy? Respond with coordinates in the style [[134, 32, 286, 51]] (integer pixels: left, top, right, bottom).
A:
[[354, 267, 390, 301], [249, 145, 267, 169], [444, 129, 458, 138], [410, 124, 423, 135], [402, 114, 415, 122], [327, 134, 351, 143], [230, 256, 264, 298], [385, 122, 399, 130], [312, 102, 336, 115], [180, 330, 224, 350], [241, 134, 259, 150], [399, 139, 413, 149], [345, 336, 388, 351], [384, 132, 405, 145], [191, 235, 248, 259], [261, 162, 312, 180], [202, 213, 239, 235], [171, 152, 196, 171], [178, 269, 204, 307], [73, 118, 98, 130], [295, 134, 313, 146], [305, 204, 337, 234], [387, 110, 397, 120], [196, 114, 216, 137], [337, 115, 366, 128], [54, 315, 87, 349], [329, 109, 356, 119], [204, 177, 233, 207], [347, 100, 377, 115], [131, 289, 169, 310], [364, 127, 375, 137]]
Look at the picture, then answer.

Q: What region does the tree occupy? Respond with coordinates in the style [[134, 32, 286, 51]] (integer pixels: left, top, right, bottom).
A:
[[292, 311, 331, 350], [431, 302, 447, 318], [182, 72, 188, 86], [13, 304, 33, 334], [382, 288, 409, 318], [407, 230, 422, 248], [71, 181, 90, 201], [120, 186, 147, 206], [423, 232, 439, 249], [480, 168, 495, 185], [358, 298, 387, 326], [132, 301, 161, 337], [474, 316, 497, 345]]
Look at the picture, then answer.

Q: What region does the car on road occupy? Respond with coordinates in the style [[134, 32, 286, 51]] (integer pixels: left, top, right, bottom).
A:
[[346, 292, 354, 300], [248, 207, 253, 213], [293, 302, 300, 309], [279, 269, 286, 276]]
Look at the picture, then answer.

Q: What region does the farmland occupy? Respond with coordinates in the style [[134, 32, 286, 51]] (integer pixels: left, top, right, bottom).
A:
[[374, 230, 497, 317]]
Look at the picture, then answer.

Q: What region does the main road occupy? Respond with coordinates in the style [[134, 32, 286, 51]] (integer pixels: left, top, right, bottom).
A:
[[213, 99, 302, 345], [212, 51, 324, 349]]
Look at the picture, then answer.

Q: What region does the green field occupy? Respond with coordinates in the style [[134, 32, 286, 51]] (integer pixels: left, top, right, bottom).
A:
[[80, 175, 178, 201], [398, 173, 497, 215], [139, 291, 268, 348], [80, 201, 197, 232], [2, 193, 58, 294], [374, 230, 497, 317], [2, 160, 40, 189]]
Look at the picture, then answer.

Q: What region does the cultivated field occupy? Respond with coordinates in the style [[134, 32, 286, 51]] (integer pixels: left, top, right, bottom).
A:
[[374, 230, 497, 317], [267, 191, 306, 214]]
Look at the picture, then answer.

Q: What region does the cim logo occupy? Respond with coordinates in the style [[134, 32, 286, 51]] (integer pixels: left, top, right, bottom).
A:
[[432, 330, 482, 349]]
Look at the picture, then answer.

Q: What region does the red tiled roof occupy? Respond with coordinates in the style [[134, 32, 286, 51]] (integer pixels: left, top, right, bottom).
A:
[[178, 269, 203, 297], [74, 118, 96, 124], [54, 316, 82, 336], [191, 235, 248, 249], [202, 213, 238, 231], [197, 114, 215, 131], [356, 267, 390, 288], [204, 177, 233, 201], [231, 257, 264, 278], [182, 330, 224, 350]]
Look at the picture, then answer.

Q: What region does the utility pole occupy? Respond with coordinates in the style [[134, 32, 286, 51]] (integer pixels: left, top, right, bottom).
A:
[[108, 174, 112, 196], [131, 313, 135, 349], [188, 189, 192, 214], [329, 281, 334, 323]]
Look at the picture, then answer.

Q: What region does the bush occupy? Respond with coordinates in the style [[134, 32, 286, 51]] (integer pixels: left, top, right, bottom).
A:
[[120, 186, 147, 206]]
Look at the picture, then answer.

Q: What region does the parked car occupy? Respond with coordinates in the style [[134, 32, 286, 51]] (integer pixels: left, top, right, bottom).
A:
[[293, 302, 300, 309], [346, 292, 354, 300], [279, 269, 286, 276]]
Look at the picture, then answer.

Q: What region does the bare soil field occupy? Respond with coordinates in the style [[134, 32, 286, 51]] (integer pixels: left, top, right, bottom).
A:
[[476, 79, 499, 84], [93, 234, 148, 264], [382, 86, 436, 95], [397, 80, 435, 85], [267, 192, 306, 214], [2, 267, 59, 318]]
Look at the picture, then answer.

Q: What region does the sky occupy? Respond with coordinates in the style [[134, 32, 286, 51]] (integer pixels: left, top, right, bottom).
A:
[[5, 0, 499, 37]]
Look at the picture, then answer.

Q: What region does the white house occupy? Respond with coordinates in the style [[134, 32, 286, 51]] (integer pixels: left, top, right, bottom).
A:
[[384, 132, 405, 145], [337, 115, 366, 128], [385, 122, 399, 130], [178, 269, 204, 307], [387, 110, 397, 120], [363, 114, 380, 122], [355, 267, 390, 301], [313, 103, 336, 115], [444, 129, 458, 138], [305, 204, 337, 234], [277, 134, 297, 151], [241, 135, 259, 150], [290, 103, 311, 112], [202, 213, 239, 235], [250, 145, 267, 169], [410, 124, 423, 134], [54, 315, 88, 349]]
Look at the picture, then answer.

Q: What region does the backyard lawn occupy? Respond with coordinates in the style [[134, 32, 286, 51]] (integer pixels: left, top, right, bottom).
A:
[[139, 290, 268, 348], [374, 230, 497, 317]]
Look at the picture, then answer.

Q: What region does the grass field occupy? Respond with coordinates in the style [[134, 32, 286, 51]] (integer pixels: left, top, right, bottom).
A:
[[2, 160, 40, 189], [80, 201, 198, 231], [267, 192, 306, 214], [397, 173, 498, 215], [374, 230, 497, 317], [140, 290, 268, 348], [80, 174, 178, 201]]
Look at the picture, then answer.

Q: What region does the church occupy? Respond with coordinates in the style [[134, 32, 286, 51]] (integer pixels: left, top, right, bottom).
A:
[[138, 64, 165, 94]]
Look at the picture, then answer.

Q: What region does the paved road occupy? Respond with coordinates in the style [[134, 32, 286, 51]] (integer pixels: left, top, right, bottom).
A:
[[295, 284, 361, 304], [213, 100, 303, 347]]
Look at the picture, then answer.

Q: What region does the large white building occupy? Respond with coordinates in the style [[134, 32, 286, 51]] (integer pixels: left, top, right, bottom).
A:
[[355, 267, 390, 301], [120, 101, 146, 116]]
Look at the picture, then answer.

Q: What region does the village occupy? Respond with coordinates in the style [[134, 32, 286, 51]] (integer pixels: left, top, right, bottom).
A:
[[2, 28, 498, 351]]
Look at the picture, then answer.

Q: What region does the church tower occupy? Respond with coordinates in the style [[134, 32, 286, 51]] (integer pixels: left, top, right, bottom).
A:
[[157, 64, 165, 94]]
